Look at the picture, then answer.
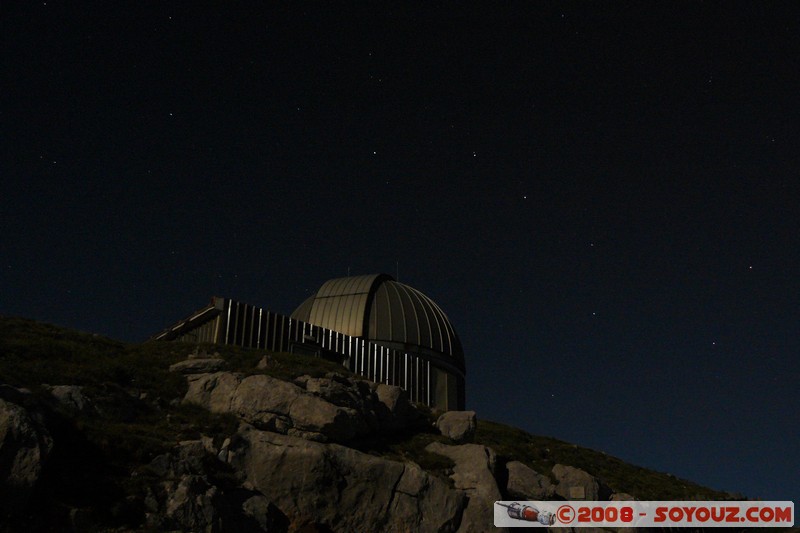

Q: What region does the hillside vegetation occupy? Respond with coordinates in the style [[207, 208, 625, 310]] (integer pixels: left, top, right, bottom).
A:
[[0, 315, 738, 531]]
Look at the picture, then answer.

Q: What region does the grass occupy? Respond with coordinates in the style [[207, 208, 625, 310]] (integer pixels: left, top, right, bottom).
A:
[[0, 314, 739, 531], [475, 419, 735, 500], [0, 316, 355, 464], [0, 315, 355, 531]]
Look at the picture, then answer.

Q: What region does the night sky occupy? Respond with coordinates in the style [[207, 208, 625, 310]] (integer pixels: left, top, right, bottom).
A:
[[2, 2, 798, 505]]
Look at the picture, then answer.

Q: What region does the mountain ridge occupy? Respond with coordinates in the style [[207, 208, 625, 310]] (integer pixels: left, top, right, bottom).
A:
[[0, 315, 751, 532]]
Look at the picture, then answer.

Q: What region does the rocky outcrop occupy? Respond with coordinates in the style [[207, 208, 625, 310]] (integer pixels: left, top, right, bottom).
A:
[[552, 463, 611, 501], [374, 383, 418, 431], [44, 385, 93, 414], [0, 397, 54, 517], [184, 371, 421, 444], [0, 316, 748, 533], [169, 358, 226, 375], [135, 438, 288, 532], [132, 423, 471, 532], [505, 460, 555, 500], [227, 424, 466, 532], [426, 442, 506, 533], [164, 474, 219, 530], [435, 410, 477, 443], [185, 372, 243, 413]]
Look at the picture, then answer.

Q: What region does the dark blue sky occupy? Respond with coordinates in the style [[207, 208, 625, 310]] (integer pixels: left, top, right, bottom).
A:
[[2, 2, 798, 505]]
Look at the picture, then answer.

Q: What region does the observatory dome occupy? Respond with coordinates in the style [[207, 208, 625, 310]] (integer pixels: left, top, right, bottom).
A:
[[292, 274, 463, 368], [291, 274, 465, 409]]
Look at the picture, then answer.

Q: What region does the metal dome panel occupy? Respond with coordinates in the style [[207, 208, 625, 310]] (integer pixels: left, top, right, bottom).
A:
[[299, 274, 389, 337], [292, 274, 464, 371], [367, 280, 462, 363]]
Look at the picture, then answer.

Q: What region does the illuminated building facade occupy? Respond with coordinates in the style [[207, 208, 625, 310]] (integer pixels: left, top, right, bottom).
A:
[[153, 274, 465, 410]]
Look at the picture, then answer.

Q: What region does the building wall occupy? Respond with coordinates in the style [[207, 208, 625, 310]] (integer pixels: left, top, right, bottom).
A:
[[158, 297, 464, 410]]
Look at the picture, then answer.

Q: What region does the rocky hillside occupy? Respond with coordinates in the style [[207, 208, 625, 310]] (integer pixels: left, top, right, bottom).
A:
[[0, 316, 743, 532]]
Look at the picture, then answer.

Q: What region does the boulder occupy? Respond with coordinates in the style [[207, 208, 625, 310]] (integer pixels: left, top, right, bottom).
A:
[[436, 410, 477, 443], [297, 374, 421, 434], [505, 460, 554, 500], [390, 460, 467, 533], [169, 358, 226, 375], [303, 374, 364, 410], [241, 494, 287, 531], [425, 442, 506, 533], [188, 348, 220, 360], [184, 372, 380, 443], [288, 393, 368, 442], [375, 383, 418, 431], [46, 385, 93, 413], [0, 398, 54, 515], [551, 463, 601, 500], [184, 372, 242, 413], [164, 474, 219, 532], [229, 374, 301, 426], [228, 426, 466, 532], [0, 385, 31, 405]]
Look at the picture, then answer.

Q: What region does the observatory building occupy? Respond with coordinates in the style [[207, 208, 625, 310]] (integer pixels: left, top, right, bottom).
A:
[[152, 274, 465, 410]]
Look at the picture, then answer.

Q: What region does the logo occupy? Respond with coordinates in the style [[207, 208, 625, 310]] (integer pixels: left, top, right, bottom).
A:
[[495, 502, 556, 525]]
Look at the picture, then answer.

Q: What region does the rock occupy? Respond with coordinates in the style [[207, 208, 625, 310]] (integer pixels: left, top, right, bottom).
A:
[[292, 374, 310, 388], [0, 398, 54, 516], [0, 385, 31, 405], [229, 426, 465, 532], [169, 358, 226, 375], [389, 460, 467, 532], [178, 439, 209, 459], [184, 372, 242, 412], [46, 385, 93, 413], [286, 428, 327, 442], [241, 494, 287, 531], [216, 437, 231, 462], [611, 492, 636, 501], [69, 507, 94, 530], [288, 394, 367, 442], [188, 348, 220, 360], [425, 441, 505, 533], [552, 464, 602, 500], [436, 410, 477, 443], [200, 434, 215, 455], [375, 383, 419, 431], [505, 460, 554, 499], [229, 374, 302, 426], [303, 375, 363, 410], [146, 437, 221, 483], [184, 372, 372, 443], [255, 355, 272, 370], [165, 474, 219, 531]]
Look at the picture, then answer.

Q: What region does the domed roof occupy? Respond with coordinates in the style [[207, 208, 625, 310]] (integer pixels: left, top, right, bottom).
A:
[[291, 274, 464, 370]]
